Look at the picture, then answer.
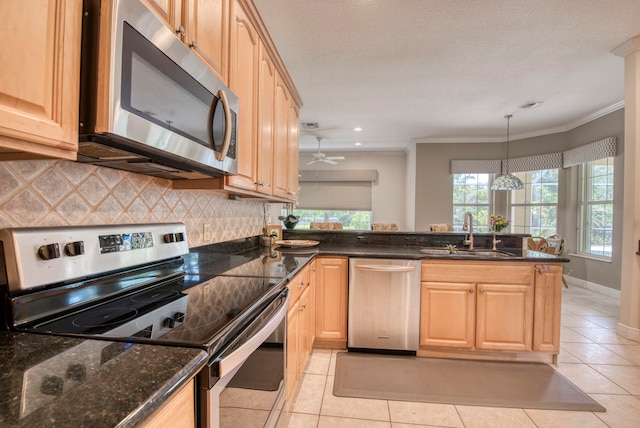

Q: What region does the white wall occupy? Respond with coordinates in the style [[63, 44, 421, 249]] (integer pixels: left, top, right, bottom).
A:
[[298, 151, 407, 230]]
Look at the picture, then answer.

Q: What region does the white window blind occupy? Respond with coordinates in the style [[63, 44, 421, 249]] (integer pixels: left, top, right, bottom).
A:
[[297, 170, 377, 211], [298, 181, 372, 210]]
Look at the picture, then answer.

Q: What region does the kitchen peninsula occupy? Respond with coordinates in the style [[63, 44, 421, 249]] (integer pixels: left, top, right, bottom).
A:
[[283, 228, 569, 365]]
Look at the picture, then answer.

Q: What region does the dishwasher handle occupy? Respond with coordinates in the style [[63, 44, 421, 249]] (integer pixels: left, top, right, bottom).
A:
[[355, 264, 417, 273]]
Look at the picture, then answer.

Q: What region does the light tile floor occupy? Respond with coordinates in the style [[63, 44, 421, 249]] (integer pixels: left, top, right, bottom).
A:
[[278, 286, 640, 427]]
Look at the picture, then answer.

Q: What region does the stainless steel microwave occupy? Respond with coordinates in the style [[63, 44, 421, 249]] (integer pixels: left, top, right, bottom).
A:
[[78, 0, 238, 179]]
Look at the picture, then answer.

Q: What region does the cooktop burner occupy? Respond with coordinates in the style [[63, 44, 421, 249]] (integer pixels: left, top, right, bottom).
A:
[[72, 308, 138, 328]]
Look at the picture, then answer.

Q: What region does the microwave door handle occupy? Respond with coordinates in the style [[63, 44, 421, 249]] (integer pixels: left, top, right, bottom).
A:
[[215, 89, 232, 161]]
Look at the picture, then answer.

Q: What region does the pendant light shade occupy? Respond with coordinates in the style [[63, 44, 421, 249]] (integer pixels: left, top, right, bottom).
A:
[[491, 114, 523, 190]]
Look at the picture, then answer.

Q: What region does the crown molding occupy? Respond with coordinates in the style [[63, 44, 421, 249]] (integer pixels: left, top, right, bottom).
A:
[[413, 101, 625, 144]]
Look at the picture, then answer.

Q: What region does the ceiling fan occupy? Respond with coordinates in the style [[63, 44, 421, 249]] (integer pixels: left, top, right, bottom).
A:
[[306, 137, 345, 166]]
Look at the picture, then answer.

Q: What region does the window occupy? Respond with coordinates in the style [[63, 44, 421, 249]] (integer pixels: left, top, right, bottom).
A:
[[510, 169, 558, 237], [578, 157, 614, 258], [291, 209, 372, 230], [452, 174, 491, 232]]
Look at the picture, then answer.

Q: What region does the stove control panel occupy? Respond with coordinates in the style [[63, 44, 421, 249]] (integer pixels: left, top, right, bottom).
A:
[[0, 223, 189, 293]]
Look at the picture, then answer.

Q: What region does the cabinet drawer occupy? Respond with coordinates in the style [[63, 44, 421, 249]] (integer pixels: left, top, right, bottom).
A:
[[287, 264, 309, 307], [422, 262, 532, 285]]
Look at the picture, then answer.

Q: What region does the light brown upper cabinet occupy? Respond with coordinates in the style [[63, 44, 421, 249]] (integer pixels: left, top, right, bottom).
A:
[[255, 40, 275, 196], [168, 0, 302, 202], [144, 0, 229, 82], [272, 72, 291, 199], [287, 103, 300, 199], [225, 0, 259, 191], [0, 0, 82, 160]]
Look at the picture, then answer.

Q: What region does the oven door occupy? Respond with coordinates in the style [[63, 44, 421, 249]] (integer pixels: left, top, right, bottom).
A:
[[201, 289, 289, 428]]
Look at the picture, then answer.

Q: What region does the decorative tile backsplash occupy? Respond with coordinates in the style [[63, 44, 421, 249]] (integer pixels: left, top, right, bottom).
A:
[[0, 160, 265, 247]]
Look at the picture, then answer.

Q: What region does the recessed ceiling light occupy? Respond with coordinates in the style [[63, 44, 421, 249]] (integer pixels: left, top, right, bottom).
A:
[[354, 127, 362, 132], [519, 101, 543, 109], [355, 142, 362, 146]]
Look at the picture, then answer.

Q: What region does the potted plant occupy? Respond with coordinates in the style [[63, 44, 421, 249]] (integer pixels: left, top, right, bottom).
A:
[[261, 227, 278, 247], [278, 214, 300, 229]]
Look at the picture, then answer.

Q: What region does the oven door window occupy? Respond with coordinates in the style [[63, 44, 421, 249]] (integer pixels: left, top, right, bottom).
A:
[[218, 322, 285, 427], [120, 21, 226, 151]]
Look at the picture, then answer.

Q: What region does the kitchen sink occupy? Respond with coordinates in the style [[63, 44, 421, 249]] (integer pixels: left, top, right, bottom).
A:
[[420, 248, 514, 257], [419, 248, 452, 255]]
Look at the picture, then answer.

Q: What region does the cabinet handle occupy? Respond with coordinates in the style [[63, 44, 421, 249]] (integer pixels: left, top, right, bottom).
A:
[[176, 26, 186, 36], [298, 282, 304, 289], [469, 289, 474, 293], [479, 289, 485, 294], [535, 265, 550, 274], [190, 40, 198, 50]]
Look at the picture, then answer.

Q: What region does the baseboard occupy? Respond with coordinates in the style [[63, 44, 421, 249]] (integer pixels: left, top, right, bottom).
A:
[[564, 275, 620, 299], [616, 323, 640, 342]]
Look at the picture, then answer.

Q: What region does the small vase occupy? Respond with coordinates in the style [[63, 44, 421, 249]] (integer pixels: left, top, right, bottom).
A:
[[260, 235, 275, 247]]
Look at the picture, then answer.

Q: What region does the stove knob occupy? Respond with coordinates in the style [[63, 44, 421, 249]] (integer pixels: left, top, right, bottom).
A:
[[173, 312, 185, 323], [38, 243, 60, 260], [40, 375, 63, 396], [162, 317, 176, 328], [65, 363, 87, 382], [163, 233, 176, 243], [175, 232, 185, 242], [64, 241, 85, 257]]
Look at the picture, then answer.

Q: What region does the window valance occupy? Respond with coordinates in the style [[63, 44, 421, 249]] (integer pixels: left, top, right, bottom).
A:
[[451, 137, 617, 174], [562, 137, 617, 168], [450, 159, 502, 174], [506, 152, 563, 173]]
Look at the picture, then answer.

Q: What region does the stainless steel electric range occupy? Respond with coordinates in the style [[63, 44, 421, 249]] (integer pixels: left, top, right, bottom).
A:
[[0, 223, 314, 428]]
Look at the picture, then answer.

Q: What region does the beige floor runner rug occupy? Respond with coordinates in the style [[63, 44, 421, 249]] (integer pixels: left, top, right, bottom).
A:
[[334, 352, 605, 412]]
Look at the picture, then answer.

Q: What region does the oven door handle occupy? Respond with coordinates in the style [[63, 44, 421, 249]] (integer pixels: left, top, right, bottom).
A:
[[215, 291, 289, 378]]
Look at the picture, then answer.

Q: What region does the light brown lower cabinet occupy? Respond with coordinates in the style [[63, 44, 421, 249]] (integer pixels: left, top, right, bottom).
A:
[[286, 263, 314, 404], [140, 379, 195, 428], [419, 260, 561, 362], [313, 257, 348, 349]]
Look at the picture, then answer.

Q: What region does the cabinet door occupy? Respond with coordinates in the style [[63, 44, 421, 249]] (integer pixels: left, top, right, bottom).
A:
[[286, 103, 300, 201], [420, 281, 476, 349], [140, 379, 195, 428], [286, 301, 299, 403], [226, 0, 258, 191], [476, 283, 533, 351], [315, 257, 348, 344], [272, 73, 290, 198], [533, 265, 563, 352], [185, 0, 229, 82], [309, 260, 316, 347], [142, 0, 182, 33], [298, 287, 311, 372], [256, 42, 275, 195], [0, 0, 81, 160]]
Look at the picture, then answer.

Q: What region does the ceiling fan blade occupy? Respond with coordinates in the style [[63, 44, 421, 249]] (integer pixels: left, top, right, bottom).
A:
[[323, 159, 338, 165], [326, 156, 345, 160], [306, 159, 319, 165]]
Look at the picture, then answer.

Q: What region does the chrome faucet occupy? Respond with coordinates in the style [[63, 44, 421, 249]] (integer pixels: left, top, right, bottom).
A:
[[463, 211, 474, 250]]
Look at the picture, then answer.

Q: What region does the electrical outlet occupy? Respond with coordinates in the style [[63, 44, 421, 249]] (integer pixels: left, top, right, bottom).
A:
[[203, 223, 212, 241]]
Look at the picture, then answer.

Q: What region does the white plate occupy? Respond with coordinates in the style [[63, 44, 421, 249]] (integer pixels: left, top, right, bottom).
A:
[[274, 240, 320, 248]]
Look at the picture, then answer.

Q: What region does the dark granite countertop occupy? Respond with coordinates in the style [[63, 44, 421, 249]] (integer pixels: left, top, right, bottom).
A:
[[280, 230, 570, 263], [0, 332, 207, 427]]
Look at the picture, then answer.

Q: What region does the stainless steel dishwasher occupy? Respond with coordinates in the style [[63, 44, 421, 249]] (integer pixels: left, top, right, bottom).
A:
[[348, 258, 421, 352]]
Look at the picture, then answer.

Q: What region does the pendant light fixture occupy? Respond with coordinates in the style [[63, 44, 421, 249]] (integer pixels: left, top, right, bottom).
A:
[[491, 114, 523, 190]]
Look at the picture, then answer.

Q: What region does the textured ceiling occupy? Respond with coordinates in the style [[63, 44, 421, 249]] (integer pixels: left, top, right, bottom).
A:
[[252, 0, 640, 152]]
